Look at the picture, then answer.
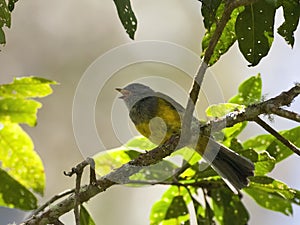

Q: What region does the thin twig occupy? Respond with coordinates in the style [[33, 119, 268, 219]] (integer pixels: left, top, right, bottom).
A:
[[127, 179, 225, 189], [269, 107, 300, 122], [182, 0, 260, 139], [23, 84, 300, 225], [86, 157, 97, 185], [74, 167, 84, 225], [204, 84, 300, 134], [63, 160, 89, 177], [30, 189, 74, 217], [255, 117, 300, 156]]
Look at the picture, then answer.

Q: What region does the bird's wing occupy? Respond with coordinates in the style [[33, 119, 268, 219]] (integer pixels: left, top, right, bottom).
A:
[[155, 92, 185, 113]]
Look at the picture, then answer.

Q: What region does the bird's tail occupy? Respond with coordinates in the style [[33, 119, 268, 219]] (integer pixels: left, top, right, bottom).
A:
[[196, 136, 255, 192]]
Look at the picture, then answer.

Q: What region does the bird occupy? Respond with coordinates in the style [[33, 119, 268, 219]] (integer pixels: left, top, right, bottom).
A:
[[116, 83, 254, 192]]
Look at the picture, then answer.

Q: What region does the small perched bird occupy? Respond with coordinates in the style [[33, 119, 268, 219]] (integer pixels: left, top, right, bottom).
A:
[[116, 83, 254, 192]]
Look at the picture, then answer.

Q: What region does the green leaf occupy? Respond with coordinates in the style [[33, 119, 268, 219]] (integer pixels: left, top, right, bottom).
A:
[[165, 196, 189, 220], [0, 122, 45, 194], [277, 0, 300, 47], [245, 176, 296, 215], [244, 126, 300, 162], [202, 3, 243, 65], [150, 186, 191, 225], [113, 0, 137, 39], [254, 151, 276, 175], [130, 159, 178, 183], [94, 148, 140, 176], [0, 76, 57, 98], [191, 197, 207, 225], [0, 98, 41, 126], [0, 0, 11, 27], [0, 168, 37, 210], [8, 0, 18, 12], [243, 134, 275, 151], [206, 103, 245, 118], [201, 0, 222, 30], [267, 126, 300, 162], [0, 26, 5, 44], [210, 188, 249, 225], [292, 190, 300, 205], [229, 74, 262, 106], [80, 205, 96, 225], [206, 103, 246, 141], [125, 135, 157, 150], [171, 147, 201, 165], [235, 0, 276, 66], [0, 0, 11, 45]]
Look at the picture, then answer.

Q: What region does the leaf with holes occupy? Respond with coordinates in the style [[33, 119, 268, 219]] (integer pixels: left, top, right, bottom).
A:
[[245, 176, 298, 215], [243, 134, 275, 151], [130, 159, 178, 183], [202, 3, 243, 65], [0, 98, 41, 126], [254, 151, 276, 175], [243, 126, 300, 162], [150, 186, 191, 225], [206, 103, 246, 141], [0, 168, 37, 210], [210, 188, 249, 225], [8, 0, 18, 12], [235, 0, 276, 66], [201, 0, 222, 30], [277, 0, 300, 47], [0, 0, 11, 45], [113, 0, 137, 39], [266, 126, 300, 162], [229, 74, 262, 106]]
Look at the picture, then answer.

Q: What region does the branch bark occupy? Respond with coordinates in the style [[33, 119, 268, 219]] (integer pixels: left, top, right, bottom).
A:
[[181, 0, 260, 138], [22, 84, 300, 225], [22, 0, 297, 224]]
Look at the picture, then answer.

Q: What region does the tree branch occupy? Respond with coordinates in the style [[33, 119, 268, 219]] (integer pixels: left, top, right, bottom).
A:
[[22, 84, 300, 225], [182, 0, 259, 139], [22, 1, 297, 224], [203, 84, 300, 134], [269, 107, 300, 123], [255, 117, 300, 156]]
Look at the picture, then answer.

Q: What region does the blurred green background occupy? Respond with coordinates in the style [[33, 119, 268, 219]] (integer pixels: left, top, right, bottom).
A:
[[0, 0, 299, 224]]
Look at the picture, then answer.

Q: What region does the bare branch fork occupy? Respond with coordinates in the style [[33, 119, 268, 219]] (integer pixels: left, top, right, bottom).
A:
[[22, 0, 299, 224]]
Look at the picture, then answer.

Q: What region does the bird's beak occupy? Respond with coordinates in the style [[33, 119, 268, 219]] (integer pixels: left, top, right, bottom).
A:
[[115, 88, 130, 99]]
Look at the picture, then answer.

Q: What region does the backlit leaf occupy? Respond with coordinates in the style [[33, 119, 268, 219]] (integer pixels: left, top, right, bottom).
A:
[[0, 76, 57, 98], [229, 74, 262, 106], [210, 188, 249, 225], [245, 176, 296, 215], [150, 186, 191, 225], [0, 122, 45, 194]]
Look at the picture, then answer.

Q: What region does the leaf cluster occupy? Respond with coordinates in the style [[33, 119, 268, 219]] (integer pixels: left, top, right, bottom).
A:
[[94, 75, 300, 224], [0, 0, 18, 46], [0, 76, 56, 210], [114, 0, 300, 66]]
